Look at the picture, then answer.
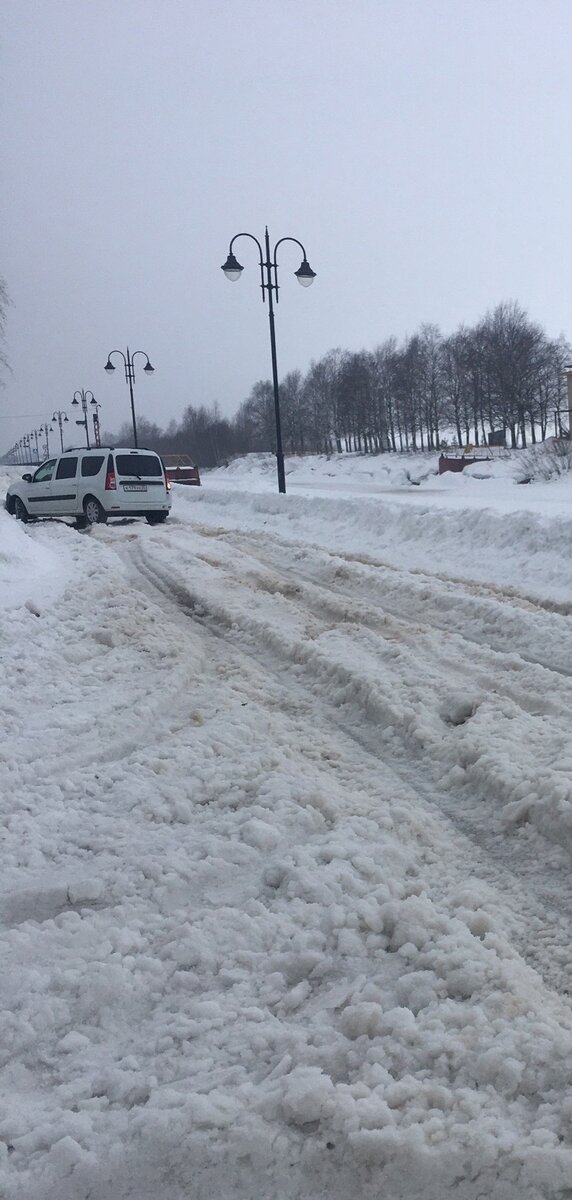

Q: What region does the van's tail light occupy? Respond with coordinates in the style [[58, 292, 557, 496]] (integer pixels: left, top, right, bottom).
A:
[[105, 469, 117, 490], [164, 466, 172, 491]]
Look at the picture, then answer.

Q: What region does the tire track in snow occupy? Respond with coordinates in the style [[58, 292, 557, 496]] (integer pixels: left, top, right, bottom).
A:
[[144, 521, 572, 722], [187, 513, 572, 617], [8, 516, 572, 1199], [116, 526, 572, 998], [189, 522, 572, 675]]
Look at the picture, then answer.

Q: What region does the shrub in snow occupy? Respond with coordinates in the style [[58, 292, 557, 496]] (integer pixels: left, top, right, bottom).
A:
[[515, 438, 572, 483]]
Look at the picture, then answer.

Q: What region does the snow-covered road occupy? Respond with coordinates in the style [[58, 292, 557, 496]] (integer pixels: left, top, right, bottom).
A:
[[3, 456, 572, 1200], [125, 512, 572, 988]]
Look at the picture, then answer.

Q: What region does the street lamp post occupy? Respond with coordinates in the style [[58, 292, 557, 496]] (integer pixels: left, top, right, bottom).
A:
[[91, 401, 102, 448], [221, 226, 316, 494], [52, 409, 70, 453], [71, 390, 97, 449], [31, 428, 41, 462], [39, 423, 52, 458], [104, 347, 154, 448]]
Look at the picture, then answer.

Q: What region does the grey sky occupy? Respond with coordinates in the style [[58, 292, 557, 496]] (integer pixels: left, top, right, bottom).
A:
[[2, 0, 572, 452]]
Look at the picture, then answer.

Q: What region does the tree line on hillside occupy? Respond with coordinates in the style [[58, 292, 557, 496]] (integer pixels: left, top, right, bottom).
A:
[[109, 300, 571, 467]]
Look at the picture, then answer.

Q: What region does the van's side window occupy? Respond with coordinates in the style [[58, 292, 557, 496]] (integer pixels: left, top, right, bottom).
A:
[[56, 457, 78, 479], [81, 456, 105, 477], [32, 459, 56, 483]]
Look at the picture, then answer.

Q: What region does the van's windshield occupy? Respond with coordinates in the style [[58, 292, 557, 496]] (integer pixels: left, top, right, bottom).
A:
[[115, 454, 162, 478]]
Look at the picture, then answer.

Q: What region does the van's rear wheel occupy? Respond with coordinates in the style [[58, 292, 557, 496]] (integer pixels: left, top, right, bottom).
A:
[[14, 497, 29, 523], [146, 512, 169, 525], [84, 496, 107, 525]]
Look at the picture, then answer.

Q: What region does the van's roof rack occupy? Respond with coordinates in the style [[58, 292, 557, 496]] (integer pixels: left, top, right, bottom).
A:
[[62, 445, 157, 454]]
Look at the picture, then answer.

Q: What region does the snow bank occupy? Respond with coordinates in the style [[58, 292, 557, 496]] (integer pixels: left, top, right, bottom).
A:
[[174, 473, 572, 606], [0, 508, 74, 612]]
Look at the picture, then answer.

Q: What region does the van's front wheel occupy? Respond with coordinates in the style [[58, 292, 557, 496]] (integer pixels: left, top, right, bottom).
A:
[[14, 497, 29, 523], [84, 496, 108, 525]]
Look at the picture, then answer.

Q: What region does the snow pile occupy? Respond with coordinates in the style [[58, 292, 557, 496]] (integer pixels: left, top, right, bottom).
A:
[[0, 507, 73, 612], [209, 451, 442, 493], [208, 449, 525, 492]]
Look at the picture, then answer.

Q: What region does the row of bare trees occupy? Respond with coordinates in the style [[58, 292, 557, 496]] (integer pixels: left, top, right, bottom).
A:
[[112, 302, 570, 467]]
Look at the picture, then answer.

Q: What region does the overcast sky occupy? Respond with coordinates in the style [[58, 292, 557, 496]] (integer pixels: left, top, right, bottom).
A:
[[2, 0, 572, 452]]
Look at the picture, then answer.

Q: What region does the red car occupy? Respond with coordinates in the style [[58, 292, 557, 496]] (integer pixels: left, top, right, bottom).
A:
[[162, 455, 201, 486]]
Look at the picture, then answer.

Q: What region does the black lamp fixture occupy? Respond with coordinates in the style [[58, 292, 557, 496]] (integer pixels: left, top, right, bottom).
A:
[[294, 258, 317, 287], [221, 252, 244, 282]]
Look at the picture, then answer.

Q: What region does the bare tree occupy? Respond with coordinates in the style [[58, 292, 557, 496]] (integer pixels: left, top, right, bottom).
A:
[[235, 381, 275, 452], [372, 339, 398, 451], [280, 370, 306, 454], [441, 331, 471, 446], [0, 277, 11, 385], [480, 302, 544, 448]]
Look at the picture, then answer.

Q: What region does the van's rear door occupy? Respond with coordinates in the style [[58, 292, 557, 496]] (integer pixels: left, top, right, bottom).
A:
[[113, 451, 168, 509]]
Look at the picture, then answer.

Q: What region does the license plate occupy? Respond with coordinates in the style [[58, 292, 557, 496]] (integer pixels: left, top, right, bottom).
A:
[[123, 484, 147, 492]]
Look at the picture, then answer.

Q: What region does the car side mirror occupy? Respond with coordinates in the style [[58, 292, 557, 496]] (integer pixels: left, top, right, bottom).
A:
[[22, 473, 32, 482]]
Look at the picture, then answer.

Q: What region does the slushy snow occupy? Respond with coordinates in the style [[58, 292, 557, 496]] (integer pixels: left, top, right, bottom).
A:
[[2, 450, 572, 1200]]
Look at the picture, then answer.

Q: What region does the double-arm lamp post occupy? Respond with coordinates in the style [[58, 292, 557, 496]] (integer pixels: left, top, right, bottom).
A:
[[221, 227, 316, 494], [71, 390, 98, 449], [39, 422, 52, 458], [52, 409, 69, 453], [104, 348, 154, 448]]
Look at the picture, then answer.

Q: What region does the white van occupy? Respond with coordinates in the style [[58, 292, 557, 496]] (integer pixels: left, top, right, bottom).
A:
[[5, 447, 172, 527]]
